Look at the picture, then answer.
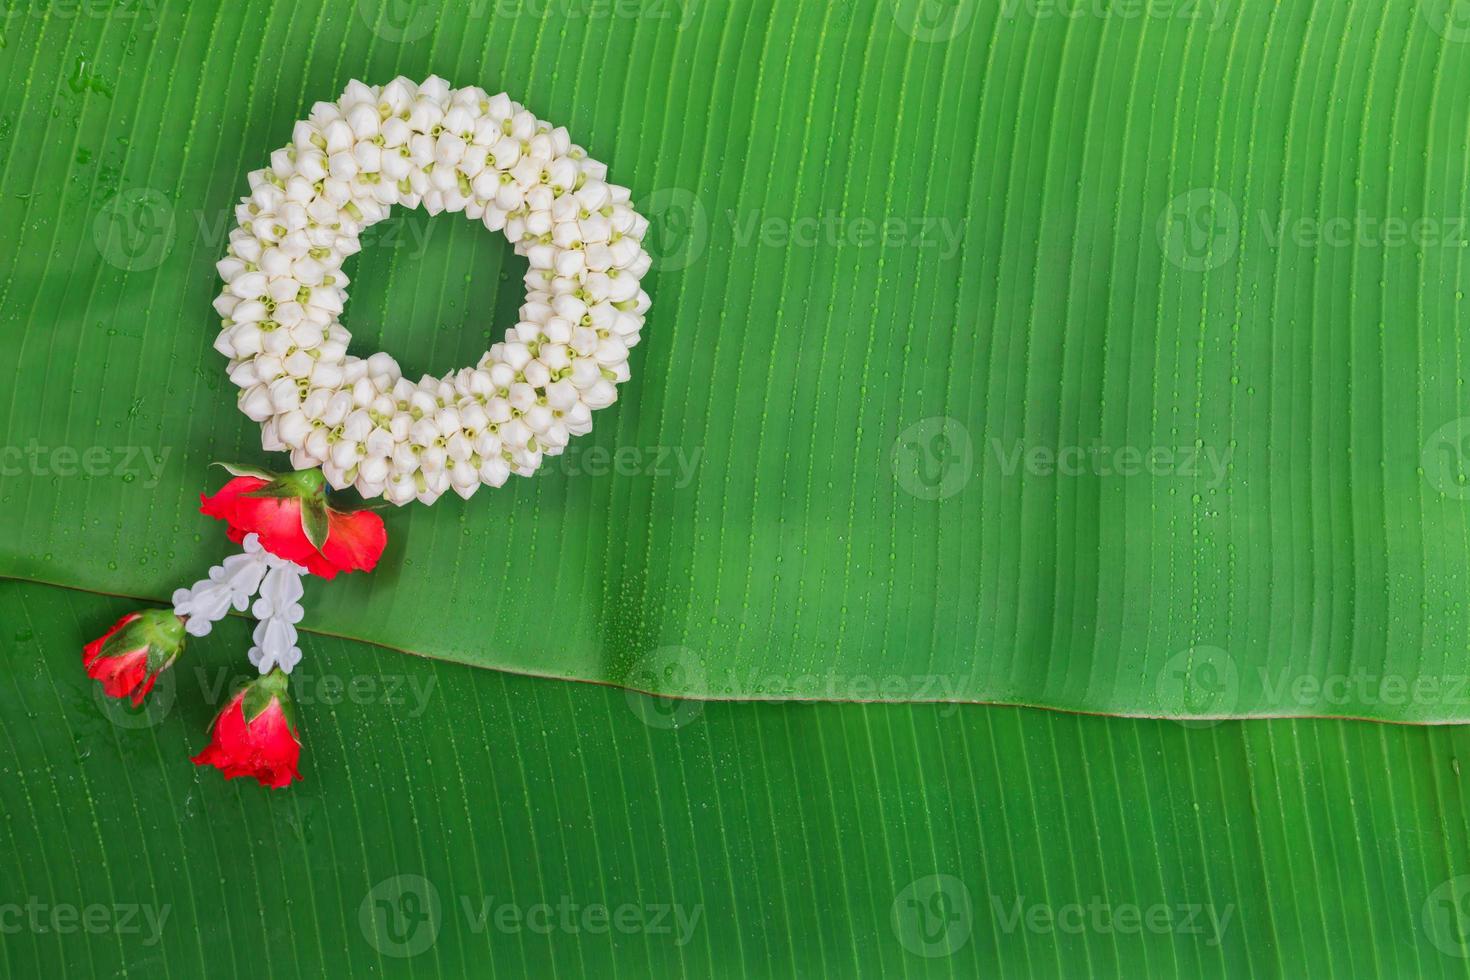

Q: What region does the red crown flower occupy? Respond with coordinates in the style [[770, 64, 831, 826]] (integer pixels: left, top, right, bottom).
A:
[[200, 465, 386, 580], [192, 669, 302, 788], [82, 609, 187, 706]]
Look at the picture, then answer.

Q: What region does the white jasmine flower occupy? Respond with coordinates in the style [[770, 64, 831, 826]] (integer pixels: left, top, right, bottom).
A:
[[248, 562, 306, 674], [170, 532, 309, 654]]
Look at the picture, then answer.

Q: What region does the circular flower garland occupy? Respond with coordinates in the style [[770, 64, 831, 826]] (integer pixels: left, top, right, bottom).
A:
[[212, 75, 652, 506]]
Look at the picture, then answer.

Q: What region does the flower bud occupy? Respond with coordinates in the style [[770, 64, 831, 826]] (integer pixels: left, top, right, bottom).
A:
[[192, 669, 302, 788], [82, 609, 187, 706]]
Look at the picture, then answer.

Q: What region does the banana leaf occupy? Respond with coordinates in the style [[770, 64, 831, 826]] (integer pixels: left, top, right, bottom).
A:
[[3, 0, 1470, 720], [3, 580, 1469, 977]]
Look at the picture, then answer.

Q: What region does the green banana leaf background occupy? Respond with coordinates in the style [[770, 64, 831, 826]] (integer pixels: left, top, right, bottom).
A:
[[5, 0, 1470, 973], [9, 580, 1470, 977]]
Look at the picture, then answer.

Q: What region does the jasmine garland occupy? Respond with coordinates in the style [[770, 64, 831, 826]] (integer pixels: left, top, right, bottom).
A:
[[82, 77, 651, 789], [212, 75, 653, 506]]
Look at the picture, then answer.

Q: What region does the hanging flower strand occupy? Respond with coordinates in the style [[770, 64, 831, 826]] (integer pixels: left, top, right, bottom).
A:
[[81, 464, 386, 788]]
